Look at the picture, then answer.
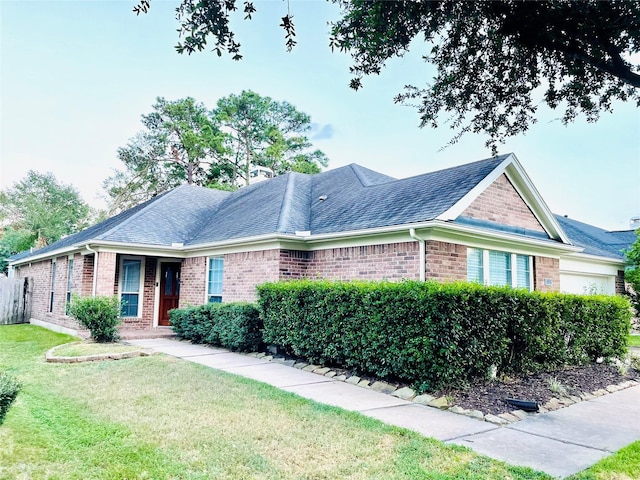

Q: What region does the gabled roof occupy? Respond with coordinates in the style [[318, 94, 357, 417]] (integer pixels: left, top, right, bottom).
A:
[[554, 215, 635, 260], [11, 154, 628, 265]]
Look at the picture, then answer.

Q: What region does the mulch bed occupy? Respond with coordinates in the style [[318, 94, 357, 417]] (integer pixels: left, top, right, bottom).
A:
[[432, 364, 640, 416]]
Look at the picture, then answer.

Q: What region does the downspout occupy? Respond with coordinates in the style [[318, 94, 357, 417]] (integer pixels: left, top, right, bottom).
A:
[[409, 228, 426, 282], [85, 244, 98, 297]]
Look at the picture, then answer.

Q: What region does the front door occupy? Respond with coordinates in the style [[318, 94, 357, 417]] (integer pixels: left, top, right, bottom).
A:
[[159, 262, 181, 326]]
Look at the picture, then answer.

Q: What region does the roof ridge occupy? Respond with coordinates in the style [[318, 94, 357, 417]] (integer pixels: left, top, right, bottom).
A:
[[276, 172, 298, 232]]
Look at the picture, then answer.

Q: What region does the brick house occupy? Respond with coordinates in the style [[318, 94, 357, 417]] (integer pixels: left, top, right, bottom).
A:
[[8, 154, 635, 335]]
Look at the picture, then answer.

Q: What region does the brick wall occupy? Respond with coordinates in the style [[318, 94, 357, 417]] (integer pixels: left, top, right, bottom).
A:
[[14, 256, 81, 331], [80, 254, 94, 296], [279, 250, 311, 279], [424, 240, 467, 281], [534, 256, 560, 292], [95, 252, 117, 296], [179, 256, 208, 307], [306, 242, 420, 281], [461, 174, 546, 233], [224, 249, 280, 302]]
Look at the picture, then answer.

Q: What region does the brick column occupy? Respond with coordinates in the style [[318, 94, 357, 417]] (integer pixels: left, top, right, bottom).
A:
[[95, 252, 117, 296], [534, 256, 560, 292]]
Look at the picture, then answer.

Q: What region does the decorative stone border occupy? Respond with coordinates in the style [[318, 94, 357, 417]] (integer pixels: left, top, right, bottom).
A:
[[245, 351, 640, 425], [45, 342, 154, 363]]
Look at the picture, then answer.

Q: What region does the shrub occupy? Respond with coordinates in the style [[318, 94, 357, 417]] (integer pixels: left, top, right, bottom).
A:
[[169, 303, 263, 352], [68, 295, 122, 343], [257, 280, 631, 391], [0, 372, 21, 425]]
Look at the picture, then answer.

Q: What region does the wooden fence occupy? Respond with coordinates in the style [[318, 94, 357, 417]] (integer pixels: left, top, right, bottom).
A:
[[0, 277, 32, 325]]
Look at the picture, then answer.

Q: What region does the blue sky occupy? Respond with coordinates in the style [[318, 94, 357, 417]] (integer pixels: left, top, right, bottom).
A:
[[1, 0, 639, 231]]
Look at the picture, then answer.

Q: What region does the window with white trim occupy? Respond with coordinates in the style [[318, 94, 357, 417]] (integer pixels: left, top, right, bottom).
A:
[[120, 257, 143, 317], [207, 257, 224, 303], [467, 248, 532, 290], [65, 258, 73, 314]]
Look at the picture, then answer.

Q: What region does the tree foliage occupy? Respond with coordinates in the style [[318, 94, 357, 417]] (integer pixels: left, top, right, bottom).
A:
[[625, 230, 640, 318], [214, 90, 328, 186], [104, 97, 224, 214], [134, 0, 640, 152], [105, 92, 328, 212], [0, 171, 90, 271]]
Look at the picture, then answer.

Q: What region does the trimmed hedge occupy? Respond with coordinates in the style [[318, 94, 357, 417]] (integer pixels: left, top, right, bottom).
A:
[[170, 303, 263, 352], [0, 372, 21, 425], [257, 280, 631, 391]]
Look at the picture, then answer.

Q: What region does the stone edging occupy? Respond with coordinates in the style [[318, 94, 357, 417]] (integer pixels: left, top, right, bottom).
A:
[[45, 342, 154, 363], [245, 351, 640, 425]]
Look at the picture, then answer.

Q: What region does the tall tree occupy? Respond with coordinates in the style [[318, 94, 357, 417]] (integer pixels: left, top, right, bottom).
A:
[[213, 90, 328, 186], [0, 171, 90, 271], [625, 230, 640, 321], [134, 0, 640, 152], [104, 97, 225, 213]]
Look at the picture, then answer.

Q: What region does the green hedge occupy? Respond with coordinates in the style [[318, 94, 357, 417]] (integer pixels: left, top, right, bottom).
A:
[[257, 280, 631, 391], [170, 303, 263, 352], [68, 295, 121, 343], [0, 372, 21, 425]]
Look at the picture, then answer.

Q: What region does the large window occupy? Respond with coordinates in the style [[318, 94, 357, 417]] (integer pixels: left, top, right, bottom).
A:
[[207, 257, 223, 303], [467, 248, 531, 290], [65, 258, 73, 314], [120, 258, 143, 317]]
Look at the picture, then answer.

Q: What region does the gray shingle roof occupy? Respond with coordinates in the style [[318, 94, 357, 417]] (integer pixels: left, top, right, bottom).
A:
[[554, 214, 635, 260], [12, 155, 631, 264]]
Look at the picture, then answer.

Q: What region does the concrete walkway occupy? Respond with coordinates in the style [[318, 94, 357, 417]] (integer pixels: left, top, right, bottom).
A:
[[127, 337, 640, 478]]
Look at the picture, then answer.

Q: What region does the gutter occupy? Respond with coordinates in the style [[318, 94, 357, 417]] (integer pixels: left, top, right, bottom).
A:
[[409, 228, 427, 281], [84, 244, 98, 297]]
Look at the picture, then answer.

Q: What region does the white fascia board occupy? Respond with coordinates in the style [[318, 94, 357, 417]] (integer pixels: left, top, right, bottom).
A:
[[436, 154, 513, 222], [502, 158, 572, 244], [9, 245, 78, 267], [435, 153, 572, 245], [420, 222, 581, 258]]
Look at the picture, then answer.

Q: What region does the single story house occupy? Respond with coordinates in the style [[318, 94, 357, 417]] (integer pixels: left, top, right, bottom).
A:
[[8, 153, 635, 334]]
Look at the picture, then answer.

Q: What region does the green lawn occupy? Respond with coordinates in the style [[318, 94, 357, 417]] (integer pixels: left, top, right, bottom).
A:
[[568, 440, 640, 480], [0, 325, 632, 480], [628, 334, 640, 348]]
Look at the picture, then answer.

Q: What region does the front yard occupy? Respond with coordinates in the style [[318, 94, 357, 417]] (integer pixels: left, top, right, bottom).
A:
[[0, 325, 637, 479]]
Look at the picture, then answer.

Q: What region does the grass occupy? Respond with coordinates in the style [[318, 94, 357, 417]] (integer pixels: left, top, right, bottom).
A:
[[628, 334, 640, 348], [568, 441, 640, 480], [0, 324, 634, 480], [51, 342, 144, 357]]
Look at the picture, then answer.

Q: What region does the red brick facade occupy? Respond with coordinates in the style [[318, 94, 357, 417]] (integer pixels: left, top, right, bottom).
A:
[[462, 174, 546, 233], [13, 174, 571, 329], [424, 241, 467, 282], [534, 256, 561, 293]]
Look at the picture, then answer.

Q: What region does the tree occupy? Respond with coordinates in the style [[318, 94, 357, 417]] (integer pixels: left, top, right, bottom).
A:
[[134, 0, 640, 152], [106, 92, 329, 210], [213, 90, 328, 187], [0, 171, 90, 271], [104, 97, 225, 213], [625, 230, 640, 321]]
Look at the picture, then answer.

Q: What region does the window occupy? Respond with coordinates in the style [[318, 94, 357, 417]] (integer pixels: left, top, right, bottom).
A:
[[207, 257, 223, 303], [65, 259, 73, 314], [49, 260, 56, 313], [467, 248, 532, 290], [120, 258, 142, 317]]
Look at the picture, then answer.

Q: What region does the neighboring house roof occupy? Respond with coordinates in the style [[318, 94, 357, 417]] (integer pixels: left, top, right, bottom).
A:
[[554, 214, 635, 261], [8, 153, 630, 265]]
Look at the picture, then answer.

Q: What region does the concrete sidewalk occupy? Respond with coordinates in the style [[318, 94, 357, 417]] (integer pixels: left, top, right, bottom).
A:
[[127, 337, 640, 478]]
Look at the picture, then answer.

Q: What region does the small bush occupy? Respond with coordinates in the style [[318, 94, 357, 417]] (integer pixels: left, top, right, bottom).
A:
[[69, 295, 121, 343], [0, 372, 21, 425], [170, 303, 263, 352]]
